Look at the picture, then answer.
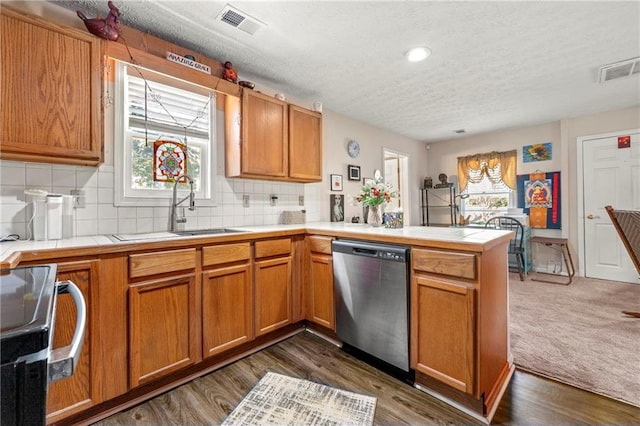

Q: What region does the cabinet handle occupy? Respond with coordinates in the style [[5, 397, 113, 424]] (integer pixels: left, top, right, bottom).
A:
[[586, 214, 600, 219]]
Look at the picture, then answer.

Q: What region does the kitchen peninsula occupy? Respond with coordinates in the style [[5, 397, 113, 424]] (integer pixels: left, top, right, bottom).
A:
[[0, 223, 514, 425]]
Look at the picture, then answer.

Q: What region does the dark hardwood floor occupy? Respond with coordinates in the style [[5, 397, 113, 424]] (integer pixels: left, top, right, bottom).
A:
[[95, 331, 640, 425]]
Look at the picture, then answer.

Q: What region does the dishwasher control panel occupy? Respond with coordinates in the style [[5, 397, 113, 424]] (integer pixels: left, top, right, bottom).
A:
[[333, 239, 409, 263], [379, 251, 406, 261]]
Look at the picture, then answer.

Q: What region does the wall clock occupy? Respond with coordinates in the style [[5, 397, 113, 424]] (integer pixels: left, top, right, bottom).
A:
[[347, 139, 360, 158]]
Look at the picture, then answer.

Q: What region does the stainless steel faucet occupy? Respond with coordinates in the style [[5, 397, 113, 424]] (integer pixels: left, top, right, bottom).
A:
[[170, 174, 195, 232]]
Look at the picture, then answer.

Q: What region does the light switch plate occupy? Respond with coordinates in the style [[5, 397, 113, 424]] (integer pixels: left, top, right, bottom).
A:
[[70, 189, 85, 208], [243, 194, 250, 207]]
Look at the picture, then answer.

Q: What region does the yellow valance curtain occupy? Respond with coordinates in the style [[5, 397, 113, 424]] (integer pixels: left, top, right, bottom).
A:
[[457, 150, 517, 192]]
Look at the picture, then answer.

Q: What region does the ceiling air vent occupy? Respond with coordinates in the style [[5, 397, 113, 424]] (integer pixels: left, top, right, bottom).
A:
[[217, 4, 266, 35], [598, 57, 640, 83]]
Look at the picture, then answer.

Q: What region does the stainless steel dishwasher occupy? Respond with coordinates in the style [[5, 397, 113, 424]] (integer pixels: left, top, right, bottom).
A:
[[332, 239, 410, 375]]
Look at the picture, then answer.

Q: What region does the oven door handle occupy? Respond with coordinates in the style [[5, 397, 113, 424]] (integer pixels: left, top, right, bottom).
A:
[[48, 280, 87, 384]]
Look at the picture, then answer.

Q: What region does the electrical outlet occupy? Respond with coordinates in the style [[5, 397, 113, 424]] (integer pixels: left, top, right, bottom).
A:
[[243, 194, 250, 207], [70, 189, 85, 208], [298, 195, 304, 206], [270, 194, 278, 206]]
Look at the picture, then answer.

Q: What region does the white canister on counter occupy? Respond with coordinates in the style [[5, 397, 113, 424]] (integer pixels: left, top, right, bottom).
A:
[[62, 195, 74, 239], [46, 194, 63, 240], [31, 195, 48, 241]]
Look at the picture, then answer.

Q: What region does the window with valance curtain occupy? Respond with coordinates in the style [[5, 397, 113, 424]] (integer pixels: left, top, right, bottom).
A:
[[457, 150, 517, 192], [457, 150, 517, 224]]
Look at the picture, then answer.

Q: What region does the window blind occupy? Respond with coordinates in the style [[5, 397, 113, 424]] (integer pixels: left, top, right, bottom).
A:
[[127, 71, 212, 140]]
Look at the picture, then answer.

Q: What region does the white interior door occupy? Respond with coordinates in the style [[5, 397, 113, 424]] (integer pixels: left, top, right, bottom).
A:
[[582, 132, 639, 283], [383, 149, 409, 223]]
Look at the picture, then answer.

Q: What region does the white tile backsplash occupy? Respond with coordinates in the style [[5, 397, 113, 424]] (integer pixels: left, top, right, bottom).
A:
[[52, 169, 76, 187], [26, 166, 52, 189], [1, 161, 312, 240], [1, 163, 25, 187]]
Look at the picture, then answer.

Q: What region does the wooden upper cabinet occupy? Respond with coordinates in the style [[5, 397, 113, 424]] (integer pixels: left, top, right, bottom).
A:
[[289, 106, 322, 181], [241, 90, 288, 178], [0, 7, 103, 166], [224, 90, 322, 182]]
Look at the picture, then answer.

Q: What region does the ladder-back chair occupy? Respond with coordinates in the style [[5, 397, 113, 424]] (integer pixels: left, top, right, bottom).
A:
[[485, 216, 526, 281], [605, 205, 640, 318]]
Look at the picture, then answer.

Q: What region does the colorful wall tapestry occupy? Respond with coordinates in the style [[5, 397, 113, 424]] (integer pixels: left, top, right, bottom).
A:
[[516, 171, 561, 229]]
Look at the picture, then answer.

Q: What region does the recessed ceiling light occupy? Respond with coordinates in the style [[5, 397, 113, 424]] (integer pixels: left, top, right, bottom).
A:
[[405, 47, 431, 62]]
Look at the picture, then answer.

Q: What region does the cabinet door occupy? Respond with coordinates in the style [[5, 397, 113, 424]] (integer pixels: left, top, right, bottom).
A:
[[46, 260, 100, 422], [412, 275, 477, 396], [0, 7, 103, 166], [241, 90, 288, 178], [202, 264, 253, 357], [129, 274, 198, 387], [308, 253, 335, 330], [289, 105, 322, 181], [254, 256, 292, 336]]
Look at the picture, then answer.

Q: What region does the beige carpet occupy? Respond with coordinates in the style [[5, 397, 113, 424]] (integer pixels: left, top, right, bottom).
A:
[[509, 273, 640, 407], [222, 372, 377, 425]]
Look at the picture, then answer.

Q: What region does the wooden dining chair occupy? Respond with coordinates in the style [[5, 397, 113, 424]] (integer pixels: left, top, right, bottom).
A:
[[605, 205, 640, 318], [485, 216, 525, 281]]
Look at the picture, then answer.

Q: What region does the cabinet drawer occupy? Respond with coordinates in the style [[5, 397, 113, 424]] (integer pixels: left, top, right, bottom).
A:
[[412, 248, 476, 280], [308, 235, 332, 255], [129, 248, 196, 278], [202, 243, 251, 266], [255, 238, 291, 259]]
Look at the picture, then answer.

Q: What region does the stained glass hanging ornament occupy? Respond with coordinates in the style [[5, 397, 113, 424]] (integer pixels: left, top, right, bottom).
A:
[[153, 140, 187, 182]]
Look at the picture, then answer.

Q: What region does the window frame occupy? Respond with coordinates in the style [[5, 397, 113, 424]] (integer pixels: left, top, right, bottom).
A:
[[113, 61, 217, 207], [460, 165, 516, 225]]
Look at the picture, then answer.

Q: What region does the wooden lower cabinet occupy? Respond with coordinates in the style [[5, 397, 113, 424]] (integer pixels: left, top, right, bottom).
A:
[[202, 243, 253, 357], [412, 275, 476, 396], [127, 248, 199, 388], [306, 236, 335, 330], [46, 259, 101, 423], [254, 238, 292, 336], [128, 273, 199, 387]]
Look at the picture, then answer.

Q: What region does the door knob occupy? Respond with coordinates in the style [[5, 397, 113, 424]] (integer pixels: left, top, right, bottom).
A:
[[586, 214, 600, 219]]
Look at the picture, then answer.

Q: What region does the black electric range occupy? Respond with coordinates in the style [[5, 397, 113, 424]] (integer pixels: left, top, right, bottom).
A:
[[1, 264, 86, 426]]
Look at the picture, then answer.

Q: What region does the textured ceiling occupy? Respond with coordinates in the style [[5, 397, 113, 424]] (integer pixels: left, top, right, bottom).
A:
[[51, 0, 640, 142]]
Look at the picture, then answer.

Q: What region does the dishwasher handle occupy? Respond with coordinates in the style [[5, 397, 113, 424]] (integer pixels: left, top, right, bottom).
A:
[[352, 247, 379, 257], [48, 280, 86, 384]]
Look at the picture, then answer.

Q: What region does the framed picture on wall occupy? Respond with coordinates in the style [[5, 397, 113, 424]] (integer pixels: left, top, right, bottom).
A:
[[330, 194, 344, 222], [330, 174, 343, 191], [348, 165, 361, 181]]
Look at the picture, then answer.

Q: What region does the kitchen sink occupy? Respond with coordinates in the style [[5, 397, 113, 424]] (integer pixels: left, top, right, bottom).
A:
[[171, 228, 245, 236], [111, 228, 247, 241]]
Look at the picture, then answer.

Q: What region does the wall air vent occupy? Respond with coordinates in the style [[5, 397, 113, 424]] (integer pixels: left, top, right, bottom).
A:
[[217, 4, 266, 35], [598, 57, 640, 83]]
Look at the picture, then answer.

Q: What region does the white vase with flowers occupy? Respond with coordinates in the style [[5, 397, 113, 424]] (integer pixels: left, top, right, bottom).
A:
[[357, 181, 397, 227]]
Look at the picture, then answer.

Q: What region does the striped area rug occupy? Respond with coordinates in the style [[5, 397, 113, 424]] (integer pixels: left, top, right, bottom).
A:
[[222, 372, 377, 425]]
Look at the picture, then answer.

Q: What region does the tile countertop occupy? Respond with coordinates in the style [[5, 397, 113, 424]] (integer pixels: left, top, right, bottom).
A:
[[0, 222, 513, 267]]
